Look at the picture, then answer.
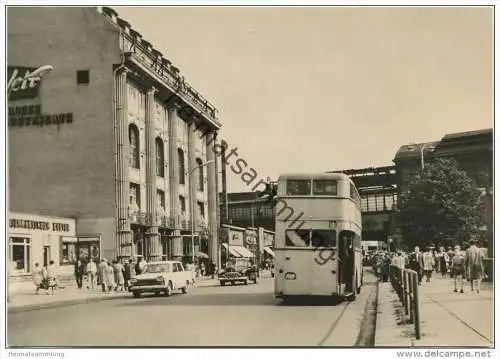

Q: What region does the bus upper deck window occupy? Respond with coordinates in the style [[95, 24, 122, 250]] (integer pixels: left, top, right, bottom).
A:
[[286, 180, 311, 195], [313, 179, 338, 195]]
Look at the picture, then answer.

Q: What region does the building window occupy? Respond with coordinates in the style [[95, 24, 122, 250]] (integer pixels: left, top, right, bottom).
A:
[[156, 137, 165, 177], [129, 124, 140, 169], [157, 190, 166, 210], [198, 201, 205, 220], [179, 195, 186, 214], [130, 183, 141, 211], [76, 70, 90, 85], [9, 237, 31, 274], [60, 240, 77, 265], [196, 158, 204, 191], [178, 148, 185, 184]]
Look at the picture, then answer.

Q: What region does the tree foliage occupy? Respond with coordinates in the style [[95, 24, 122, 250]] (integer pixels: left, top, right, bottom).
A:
[[397, 158, 484, 249]]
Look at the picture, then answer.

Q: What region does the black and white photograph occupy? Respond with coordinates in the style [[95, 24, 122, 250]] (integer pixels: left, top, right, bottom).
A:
[[2, 1, 495, 356]]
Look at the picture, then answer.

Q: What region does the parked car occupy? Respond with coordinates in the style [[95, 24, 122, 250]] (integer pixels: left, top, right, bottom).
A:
[[219, 265, 258, 286], [129, 261, 192, 298]]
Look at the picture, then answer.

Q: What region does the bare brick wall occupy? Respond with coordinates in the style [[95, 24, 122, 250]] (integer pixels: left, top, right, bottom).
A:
[[8, 7, 121, 220]]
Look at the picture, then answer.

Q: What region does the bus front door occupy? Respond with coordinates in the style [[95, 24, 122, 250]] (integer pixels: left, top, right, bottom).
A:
[[338, 231, 355, 295]]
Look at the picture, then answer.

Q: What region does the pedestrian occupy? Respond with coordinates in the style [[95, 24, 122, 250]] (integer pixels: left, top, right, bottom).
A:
[[46, 260, 58, 294], [451, 245, 466, 293], [138, 256, 147, 274], [98, 259, 108, 292], [114, 260, 125, 291], [32, 262, 44, 294], [422, 248, 434, 282], [74, 259, 85, 289], [211, 261, 216, 279], [123, 259, 132, 290], [408, 246, 424, 285], [465, 239, 485, 293], [105, 260, 116, 292], [437, 247, 449, 277], [86, 259, 97, 289]]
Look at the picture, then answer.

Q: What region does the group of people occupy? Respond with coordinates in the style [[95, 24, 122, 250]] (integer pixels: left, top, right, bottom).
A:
[[74, 257, 148, 292], [32, 260, 58, 294], [373, 239, 487, 293]]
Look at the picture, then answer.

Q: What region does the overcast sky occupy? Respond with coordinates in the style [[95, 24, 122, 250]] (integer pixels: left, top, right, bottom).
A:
[[117, 6, 493, 192]]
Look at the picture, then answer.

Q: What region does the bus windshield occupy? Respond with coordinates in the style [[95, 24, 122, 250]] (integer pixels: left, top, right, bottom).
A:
[[285, 229, 336, 248], [286, 179, 311, 195], [313, 179, 338, 195]]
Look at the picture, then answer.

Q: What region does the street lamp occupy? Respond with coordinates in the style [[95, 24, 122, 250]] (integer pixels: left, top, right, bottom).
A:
[[188, 159, 215, 264], [408, 142, 436, 170]]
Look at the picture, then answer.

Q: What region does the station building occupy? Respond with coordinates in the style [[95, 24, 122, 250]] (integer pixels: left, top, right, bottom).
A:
[[7, 7, 222, 267]]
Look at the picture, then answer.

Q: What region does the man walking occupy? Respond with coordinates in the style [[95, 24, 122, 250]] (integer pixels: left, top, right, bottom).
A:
[[86, 259, 97, 289], [451, 245, 465, 293], [74, 259, 85, 289], [465, 239, 485, 293], [408, 246, 424, 285]]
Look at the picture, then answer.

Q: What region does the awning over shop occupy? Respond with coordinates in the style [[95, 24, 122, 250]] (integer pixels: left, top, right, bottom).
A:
[[263, 246, 275, 257], [232, 245, 255, 258], [222, 243, 242, 257], [196, 251, 209, 259]]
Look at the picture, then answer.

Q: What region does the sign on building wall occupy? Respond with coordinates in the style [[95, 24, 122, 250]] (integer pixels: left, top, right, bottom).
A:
[[7, 66, 43, 100], [229, 230, 243, 246]]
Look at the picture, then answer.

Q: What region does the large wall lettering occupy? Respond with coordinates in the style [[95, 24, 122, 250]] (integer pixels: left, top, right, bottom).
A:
[[8, 105, 73, 127], [10, 219, 71, 232]]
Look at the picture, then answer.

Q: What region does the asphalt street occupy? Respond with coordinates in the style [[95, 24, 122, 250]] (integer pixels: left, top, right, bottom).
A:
[[8, 272, 377, 347]]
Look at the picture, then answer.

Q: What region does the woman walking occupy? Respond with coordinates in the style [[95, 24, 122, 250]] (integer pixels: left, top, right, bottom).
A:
[[105, 260, 116, 292], [422, 248, 434, 283], [113, 260, 125, 291], [32, 262, 44, 294]]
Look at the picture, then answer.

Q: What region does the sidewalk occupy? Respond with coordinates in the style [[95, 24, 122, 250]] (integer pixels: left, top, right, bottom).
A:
[[375, 275, 493, 347], [8, 276, 220, 312]]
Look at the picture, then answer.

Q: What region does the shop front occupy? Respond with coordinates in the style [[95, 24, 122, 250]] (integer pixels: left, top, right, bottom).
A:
[[7, 212, 96, 293]]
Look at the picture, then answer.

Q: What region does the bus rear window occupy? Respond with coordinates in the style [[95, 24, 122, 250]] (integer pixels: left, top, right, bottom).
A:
[[311, 230, 336, 248], [286, 180, 311, 195], [313, 179, 338, 195], [285, 229, 311, 247]]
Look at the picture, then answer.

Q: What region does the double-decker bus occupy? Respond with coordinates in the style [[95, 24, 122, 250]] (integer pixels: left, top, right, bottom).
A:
[[274, 173, 362, 301]]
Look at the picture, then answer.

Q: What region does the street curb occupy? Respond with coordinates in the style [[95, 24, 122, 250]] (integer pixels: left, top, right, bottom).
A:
[[355, 277, 379, 347], [8, 294, 129, 314], [8, 280, 219, 313]]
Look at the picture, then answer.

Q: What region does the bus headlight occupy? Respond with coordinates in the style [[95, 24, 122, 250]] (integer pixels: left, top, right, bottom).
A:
[[284, 272, 296, 280]]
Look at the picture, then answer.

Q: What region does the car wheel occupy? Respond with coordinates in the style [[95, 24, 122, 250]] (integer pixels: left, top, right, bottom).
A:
[[254, 277, 258, 284], [164, 281, 173, 297], [133, 291, 141, 298], [182, 281, 189, 294]]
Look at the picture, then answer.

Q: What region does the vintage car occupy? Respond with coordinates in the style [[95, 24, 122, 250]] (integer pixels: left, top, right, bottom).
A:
[[129, 261, 193, 298], [219, 264, 258, 286]]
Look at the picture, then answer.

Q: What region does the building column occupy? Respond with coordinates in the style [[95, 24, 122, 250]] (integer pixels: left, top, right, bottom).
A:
[[188, 118, 197, 259], [168, 103, 182, 261], [145, 87, 161, 261], [115, 68, 132, 259], [206, 132, 219, 265]]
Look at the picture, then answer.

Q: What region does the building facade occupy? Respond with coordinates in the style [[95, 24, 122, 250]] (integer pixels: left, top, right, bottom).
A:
[[220, 192, 276, 231], [8, 7, 221, 265]]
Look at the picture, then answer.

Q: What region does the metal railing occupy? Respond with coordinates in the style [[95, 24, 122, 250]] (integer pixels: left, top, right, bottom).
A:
[[389, 265, 421, 340]]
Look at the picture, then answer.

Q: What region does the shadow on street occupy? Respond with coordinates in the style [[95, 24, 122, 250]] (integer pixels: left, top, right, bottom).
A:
[[117, 291, 346, 307]]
